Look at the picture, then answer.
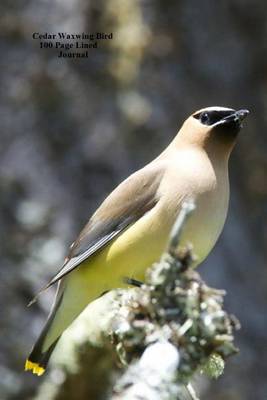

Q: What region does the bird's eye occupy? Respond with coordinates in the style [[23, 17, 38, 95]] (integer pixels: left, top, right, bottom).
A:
[[200, 112, 210, 125]]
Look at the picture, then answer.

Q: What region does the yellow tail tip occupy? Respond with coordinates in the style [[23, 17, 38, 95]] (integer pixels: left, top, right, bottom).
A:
[[25, 360, 45, 376]]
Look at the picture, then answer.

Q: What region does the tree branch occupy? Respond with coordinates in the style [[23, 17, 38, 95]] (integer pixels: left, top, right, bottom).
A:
[[34, 202, 240, 400]]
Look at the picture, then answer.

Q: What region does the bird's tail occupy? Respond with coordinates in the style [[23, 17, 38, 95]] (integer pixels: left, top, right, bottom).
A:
[[25, 283, 64, 376], [25, 269, 102, 375], [25, 339, 59, 376]]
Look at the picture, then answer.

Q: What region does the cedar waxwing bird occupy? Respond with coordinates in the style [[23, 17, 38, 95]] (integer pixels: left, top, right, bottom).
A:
[[25, 106, 249, 375]]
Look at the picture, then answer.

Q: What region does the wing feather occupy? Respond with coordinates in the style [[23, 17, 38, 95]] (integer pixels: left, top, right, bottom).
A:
[[44, 161, 166, 289]]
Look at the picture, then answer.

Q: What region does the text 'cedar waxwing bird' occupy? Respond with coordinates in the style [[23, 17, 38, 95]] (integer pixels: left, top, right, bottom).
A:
[[25, 106, 249, 375]]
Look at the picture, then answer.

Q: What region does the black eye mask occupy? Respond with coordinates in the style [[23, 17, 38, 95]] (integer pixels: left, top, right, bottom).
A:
[[193, 110, 235, 126]]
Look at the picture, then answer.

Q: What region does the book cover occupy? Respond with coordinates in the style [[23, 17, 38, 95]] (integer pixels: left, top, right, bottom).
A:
[[0, 1, 265, 399]]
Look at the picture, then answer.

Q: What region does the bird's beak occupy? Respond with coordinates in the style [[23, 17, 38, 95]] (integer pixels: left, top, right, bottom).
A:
[[235, 109, 250, 121], [220, 109, 250, 126]]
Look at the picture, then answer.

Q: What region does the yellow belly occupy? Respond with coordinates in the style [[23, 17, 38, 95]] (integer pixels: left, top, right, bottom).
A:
[[77, 205, 172, 292], [43, 207, 171, 350], [44, 187, 228, 350]]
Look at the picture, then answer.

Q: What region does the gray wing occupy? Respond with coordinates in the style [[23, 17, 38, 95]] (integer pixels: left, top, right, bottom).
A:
[[44, 162, 165, 289]]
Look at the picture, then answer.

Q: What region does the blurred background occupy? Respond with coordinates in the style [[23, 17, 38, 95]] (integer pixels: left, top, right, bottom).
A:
[[0, 0, 266, 399]]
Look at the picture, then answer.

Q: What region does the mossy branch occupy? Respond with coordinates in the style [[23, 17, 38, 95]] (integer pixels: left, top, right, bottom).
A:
[[111, 201, 239, 399], [34, 202, 240, 400]]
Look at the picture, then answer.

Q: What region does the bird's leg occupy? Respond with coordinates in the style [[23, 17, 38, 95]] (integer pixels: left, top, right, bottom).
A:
[[123, 277, 144, 287]]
